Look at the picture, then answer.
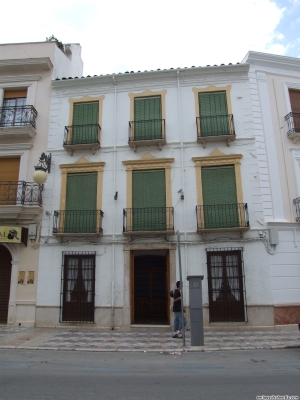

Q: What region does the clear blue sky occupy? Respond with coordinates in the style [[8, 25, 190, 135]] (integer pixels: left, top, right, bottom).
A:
[[1, 0, 299, 76]]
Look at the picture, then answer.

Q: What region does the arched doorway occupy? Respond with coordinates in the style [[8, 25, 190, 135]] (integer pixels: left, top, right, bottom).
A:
[[0, 245, 12, 324]]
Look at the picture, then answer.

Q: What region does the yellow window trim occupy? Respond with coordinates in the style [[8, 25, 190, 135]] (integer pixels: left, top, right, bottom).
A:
[[128, 89, 167, 122], [122, 152, 174, 208], [192, 85, 232, 119], [59, 156, 105, 211], [192, 149, 243, 206], [68, 95, 105, 144]]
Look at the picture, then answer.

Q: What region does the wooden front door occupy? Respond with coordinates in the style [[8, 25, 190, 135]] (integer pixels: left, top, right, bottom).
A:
[[134, 255, 168, 324], [61, 254, 95, 323], [0, 245, 12, 324]]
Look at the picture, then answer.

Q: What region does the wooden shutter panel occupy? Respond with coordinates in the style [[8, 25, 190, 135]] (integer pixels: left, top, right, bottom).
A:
[[65, 173, 97, 233], [0, 158, 20, 181], [134, 97, 161, 121], [73, 102, 99, 125], [289, 90, 300, 113], [199, 92, 229, 136], [132, 170, 166, 231], [202, 166, 238, 229]]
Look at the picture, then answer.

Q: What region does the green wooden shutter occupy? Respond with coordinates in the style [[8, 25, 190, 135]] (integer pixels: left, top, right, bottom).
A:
[[134, 97, 162, 140], [72, 102, 99, 144], [65, 173, 97, 233], [199, 92, 229, 136], [202, 166, 239, 229], [132, 170, 166, 231]]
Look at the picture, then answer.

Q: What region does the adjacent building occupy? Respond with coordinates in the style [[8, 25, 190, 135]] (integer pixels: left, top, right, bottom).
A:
[[242, 51, 300, 325], [0, 41, 83, 326]]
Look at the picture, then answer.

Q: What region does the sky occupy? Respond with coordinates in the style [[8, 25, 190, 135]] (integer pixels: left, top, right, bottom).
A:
[[0, 0, 299, 76]]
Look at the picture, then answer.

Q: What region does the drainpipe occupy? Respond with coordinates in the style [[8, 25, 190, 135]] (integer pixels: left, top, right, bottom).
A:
[[111, 75, 117, 329], [177, 70, 188, 303]]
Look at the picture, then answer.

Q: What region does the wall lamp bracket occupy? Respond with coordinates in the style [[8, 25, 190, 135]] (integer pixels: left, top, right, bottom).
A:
[[114, 191, 118, 200], [34, 153, 51, 173]]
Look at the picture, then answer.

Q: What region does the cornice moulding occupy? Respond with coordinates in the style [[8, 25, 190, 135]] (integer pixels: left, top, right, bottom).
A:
[[51, 64, 250, 89], [0, 57, 53, 72], [0, 75, 41, 84], [244, 51, 300, 72]]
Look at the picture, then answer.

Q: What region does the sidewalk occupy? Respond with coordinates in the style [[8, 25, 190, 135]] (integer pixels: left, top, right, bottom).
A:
[[0, 325, 299, 353]]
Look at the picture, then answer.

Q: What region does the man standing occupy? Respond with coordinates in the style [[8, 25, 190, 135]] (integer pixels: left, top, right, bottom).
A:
[[172, 281, 186, 338]]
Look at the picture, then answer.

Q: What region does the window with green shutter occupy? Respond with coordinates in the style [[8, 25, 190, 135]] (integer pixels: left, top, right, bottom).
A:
[[132, 169, 166, 231], [199, 92, 230, 137], [134, 96, 162, 140], [202, 166, 239, 229], [65, 172, 97, 233], [72, 102, 99, 145]]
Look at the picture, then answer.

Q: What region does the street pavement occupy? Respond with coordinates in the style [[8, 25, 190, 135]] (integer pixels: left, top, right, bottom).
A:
[[0, 325, 299, 353]]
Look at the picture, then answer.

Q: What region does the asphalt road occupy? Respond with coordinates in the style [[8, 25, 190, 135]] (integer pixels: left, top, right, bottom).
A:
[[0, 348, 299, 400]]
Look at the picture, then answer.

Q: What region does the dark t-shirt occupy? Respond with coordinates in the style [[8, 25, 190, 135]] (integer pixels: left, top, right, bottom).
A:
[[173, 289, 181, 312]]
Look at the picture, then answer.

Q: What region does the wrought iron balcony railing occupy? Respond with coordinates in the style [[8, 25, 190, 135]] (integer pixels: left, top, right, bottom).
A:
[[196, 114, 235, 138], [0, 106, 38, 129], [293, 197, 300, 222], [0, 181, 43, 206], [123, 207, 174, 232], [196, 203, 249, 230], [64, 124, 101, 145], [53, 210, 104, 234], [285, 112, 300, 136], [129, 119, 165, 141]]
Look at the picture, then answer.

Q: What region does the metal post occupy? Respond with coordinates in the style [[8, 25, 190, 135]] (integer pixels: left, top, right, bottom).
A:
[[176, 230, 185, 346]]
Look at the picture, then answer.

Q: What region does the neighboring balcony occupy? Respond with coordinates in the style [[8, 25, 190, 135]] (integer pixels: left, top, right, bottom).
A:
[[0, 181, 43, 220], [52, 209, 104, 241], [128, 119, 166, 151], [0, 105, 37, 139], [285, 112, 300, 143], [123, 207, 174, 237], [293, 197, 300, 222], [196, 203, 250, 239], [196, 115, 235, 148], [63, 124, 101, 155]]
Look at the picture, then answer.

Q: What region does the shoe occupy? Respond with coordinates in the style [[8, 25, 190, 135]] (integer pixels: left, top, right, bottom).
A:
[[172, 332, 178, 338], [177, 333, 183, 339]]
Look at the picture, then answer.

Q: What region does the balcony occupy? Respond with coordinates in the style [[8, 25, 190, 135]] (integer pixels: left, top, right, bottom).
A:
[[0, 181, 43, 221], [123, 207, 174, 237], [63, 124, 101, 155], [128, 119, 166, 151], [196, 203, 250, 239], [196, 114, 235, 148], [293, 198, 300, 222], [0, 105, 37, 139], [53, 209, 104, 242], [285, 112, 300, 143]]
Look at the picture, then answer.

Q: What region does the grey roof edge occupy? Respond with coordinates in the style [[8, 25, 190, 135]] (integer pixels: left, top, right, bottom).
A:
[[242, 50, 300, 70], [51, 63, 250, 88]]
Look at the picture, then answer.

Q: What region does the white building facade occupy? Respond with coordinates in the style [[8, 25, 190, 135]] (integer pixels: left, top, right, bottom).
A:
[[0, 41, 83, 326], [242, 52, 300, 325], [34, 61, 280, 330]]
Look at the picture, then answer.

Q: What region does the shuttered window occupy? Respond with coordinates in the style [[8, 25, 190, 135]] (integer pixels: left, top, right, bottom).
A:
[[0, 157, 20, 181], [202, 166, 239, 228], [289, 90, 300, 113], [65, 173, 97, 233], [132, 169, 166, 231], [72, 102, 99, 145], [134, 96, 162, 140], [199, 92, 229, 136]]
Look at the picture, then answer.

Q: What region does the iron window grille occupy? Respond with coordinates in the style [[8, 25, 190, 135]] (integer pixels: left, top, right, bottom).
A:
[[196, 114, 235, 138], [0, 181, 43, 206], [285, 112, 300, 136], [60, 252, 96, 323], [293, 197, 300, 222], [123, 207, 174, 232], [0, 105, 37, 128], [128, 119, 166, 141], [196, 203, 249, 230], [206, 247, 248, 323], [64, 124, 101, 145]]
